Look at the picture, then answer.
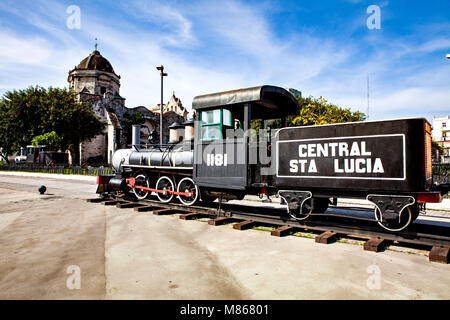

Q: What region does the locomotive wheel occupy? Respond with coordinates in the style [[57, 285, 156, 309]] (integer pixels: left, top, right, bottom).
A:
[[177, 177, 199, 206], [133, 173, 150, 200], [374, 205, 417, 232], [156, 176, 175, 203]]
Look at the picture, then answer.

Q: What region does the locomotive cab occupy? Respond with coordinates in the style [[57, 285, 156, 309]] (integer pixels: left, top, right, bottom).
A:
[[192, 85, 300, 198]]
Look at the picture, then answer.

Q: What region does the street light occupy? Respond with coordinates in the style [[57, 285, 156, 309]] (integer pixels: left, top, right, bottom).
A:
[[156, 65, 168, 144], [446, 54, 450, 59]]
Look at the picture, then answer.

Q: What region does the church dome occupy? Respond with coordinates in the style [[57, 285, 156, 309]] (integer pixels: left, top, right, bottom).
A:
[[76, 50, 116, 74]]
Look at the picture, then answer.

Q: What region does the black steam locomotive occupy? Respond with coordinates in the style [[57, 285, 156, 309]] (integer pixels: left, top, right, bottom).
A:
[[97, 85, 449, 232]]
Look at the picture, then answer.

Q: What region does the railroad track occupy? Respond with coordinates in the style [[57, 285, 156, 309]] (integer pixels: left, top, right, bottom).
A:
[[87, 195, 450, 264]]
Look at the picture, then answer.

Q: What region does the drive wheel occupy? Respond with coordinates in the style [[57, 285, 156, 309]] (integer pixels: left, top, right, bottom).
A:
[[177, 177, 199, 206], [133, 173, 151, 200], [156, 176, 175, 203]]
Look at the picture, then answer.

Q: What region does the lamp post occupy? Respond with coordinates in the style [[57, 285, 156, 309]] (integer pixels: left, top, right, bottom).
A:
[[156, 65, 168, 144], [447, 54, 450, 59]]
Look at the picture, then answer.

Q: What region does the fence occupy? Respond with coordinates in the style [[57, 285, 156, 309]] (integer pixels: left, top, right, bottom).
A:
[[1, 162, 450, 183], [0, 163, 114, 176]]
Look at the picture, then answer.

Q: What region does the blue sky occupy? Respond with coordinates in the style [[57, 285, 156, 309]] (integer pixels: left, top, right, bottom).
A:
[[0, 0, 449, 122]]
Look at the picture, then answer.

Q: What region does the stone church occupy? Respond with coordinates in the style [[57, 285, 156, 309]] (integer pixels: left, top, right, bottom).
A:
[[67, 49, 187, 165]]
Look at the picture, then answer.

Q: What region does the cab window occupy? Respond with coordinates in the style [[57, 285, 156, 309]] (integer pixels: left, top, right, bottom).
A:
[[200, 109, 233, 141]]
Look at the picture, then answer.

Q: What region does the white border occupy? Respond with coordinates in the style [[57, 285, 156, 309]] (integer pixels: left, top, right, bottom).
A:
[[276, 134, 406, 180]]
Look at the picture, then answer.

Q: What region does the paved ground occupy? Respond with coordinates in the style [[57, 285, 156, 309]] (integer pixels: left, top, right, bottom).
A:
[[0, 173, 449, 300]]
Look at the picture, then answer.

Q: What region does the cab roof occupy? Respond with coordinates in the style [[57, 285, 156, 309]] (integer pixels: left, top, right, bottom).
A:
[[192, 85, 300, 119]]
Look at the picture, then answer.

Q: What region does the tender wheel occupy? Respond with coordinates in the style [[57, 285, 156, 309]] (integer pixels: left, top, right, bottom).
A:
[[177, 177, 199, 206], [374, 205, 417, 232], [133, 173, 151, 200], [288, 198, 313, 220], [156, 176, 175, 203], [278, 191, 313, 221]]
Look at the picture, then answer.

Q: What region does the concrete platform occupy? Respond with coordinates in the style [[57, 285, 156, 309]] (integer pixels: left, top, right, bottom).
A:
[[0, 174, 449, 299]]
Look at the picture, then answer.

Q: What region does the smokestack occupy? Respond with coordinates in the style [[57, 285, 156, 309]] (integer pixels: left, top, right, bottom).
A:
[[132, 125, 141, 148]]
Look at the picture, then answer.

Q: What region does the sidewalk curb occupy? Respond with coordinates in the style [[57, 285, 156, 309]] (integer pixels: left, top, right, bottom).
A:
[[0, 171, 97, 182]]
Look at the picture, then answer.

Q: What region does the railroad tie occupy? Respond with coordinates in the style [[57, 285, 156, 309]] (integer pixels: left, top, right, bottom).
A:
[[363, 238, 387, 252], [179, 212, 207, 220], [315, 231, 339, 244], [116, 202, 142, 209], [208, 217, 235, 226], [86, 198, 106, 203], [153, 208, 181, 215], [102, 200, 119, 206], [233, 220, 256, 230], [429, 246, 450, 264], [134, 205, 162, 212], [271, 225, 296, 237]]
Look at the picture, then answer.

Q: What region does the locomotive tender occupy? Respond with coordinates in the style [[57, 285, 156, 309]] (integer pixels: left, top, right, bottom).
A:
[[97, 85, 448, 232]]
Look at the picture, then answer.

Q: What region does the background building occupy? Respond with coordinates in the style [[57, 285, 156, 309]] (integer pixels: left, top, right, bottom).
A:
[[68, 49, 186, 165], [432, 115, 450, 163], [150, 92, 188, 118]]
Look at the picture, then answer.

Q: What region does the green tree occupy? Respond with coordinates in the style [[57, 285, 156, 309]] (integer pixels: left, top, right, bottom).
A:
[[0, 86, 44, 162], [32, 131, 62, 150], [290, 96, 365, 126], [0, 86, 105, 165], [249, 93, 365, 137]]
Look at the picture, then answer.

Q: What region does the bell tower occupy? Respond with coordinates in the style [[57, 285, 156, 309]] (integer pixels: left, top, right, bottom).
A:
[[68, 47, 121, 97]]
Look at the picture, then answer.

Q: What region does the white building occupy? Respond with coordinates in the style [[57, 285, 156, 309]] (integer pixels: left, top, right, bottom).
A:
[[432, 115, 450, 162]]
